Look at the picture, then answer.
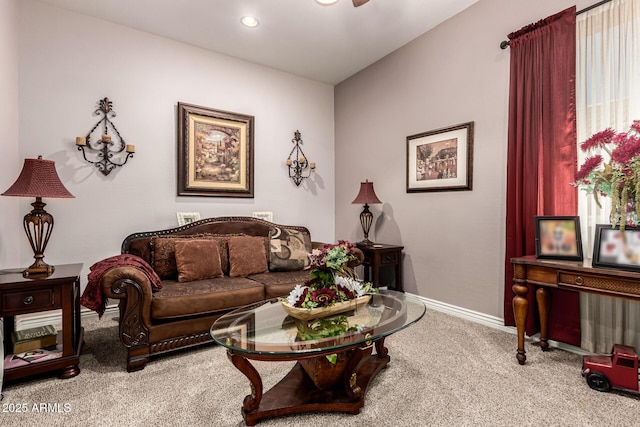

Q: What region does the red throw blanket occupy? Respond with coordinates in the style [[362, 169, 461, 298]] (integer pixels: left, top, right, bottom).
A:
[[80, 254, 162, 318]]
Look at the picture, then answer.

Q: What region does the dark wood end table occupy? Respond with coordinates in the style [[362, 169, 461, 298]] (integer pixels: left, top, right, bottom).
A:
[[1, 263, 84, 382], [356, 243, 404, 292]]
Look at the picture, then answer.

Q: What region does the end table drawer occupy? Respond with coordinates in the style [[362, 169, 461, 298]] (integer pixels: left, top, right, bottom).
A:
[[2, 288, 57, 314], [381, 252, 399, 264]]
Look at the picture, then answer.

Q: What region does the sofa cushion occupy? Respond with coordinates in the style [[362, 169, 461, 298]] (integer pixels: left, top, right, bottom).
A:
[[248, 270, 311, 299], [151, 276, 265, 320], [150, 234, 241, 279], [228, 236, 268, 277], [174, 239, 223, 282], [268, 226, 312, 272]]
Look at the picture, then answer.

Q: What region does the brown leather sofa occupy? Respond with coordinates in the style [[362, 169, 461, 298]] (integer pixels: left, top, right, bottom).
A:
[[100, 216, 363, 372]]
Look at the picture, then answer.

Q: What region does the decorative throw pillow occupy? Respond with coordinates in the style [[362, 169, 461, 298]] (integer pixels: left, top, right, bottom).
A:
[[268, 226, 312, 271], [174, 239, 223, 282], [228, 236, 268, 277], [150, 236, 180, 279], [150, 233, 242, 278]]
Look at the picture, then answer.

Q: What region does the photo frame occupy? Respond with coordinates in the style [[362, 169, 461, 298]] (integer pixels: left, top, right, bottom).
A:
[[406, 121, 474, 192], [177, 102, 254, 198], [534, 216, 583, 261], [252, 211, 273, 222], [592, 224, 640, 271], [176, 212, 201, 226]]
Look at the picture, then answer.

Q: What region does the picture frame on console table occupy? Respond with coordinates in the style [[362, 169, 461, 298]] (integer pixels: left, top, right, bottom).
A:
[[177, 102, 254, 198], [406, 121, 473, 193], [592, 224, 640, 271], [534, 216, 583, 261]]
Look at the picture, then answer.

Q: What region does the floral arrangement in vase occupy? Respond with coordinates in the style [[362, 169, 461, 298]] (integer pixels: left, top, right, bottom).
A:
[[573, 120, 640, 230], [283, 240, 376, 311]]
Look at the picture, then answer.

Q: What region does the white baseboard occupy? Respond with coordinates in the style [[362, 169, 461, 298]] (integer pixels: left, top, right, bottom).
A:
[[14, 305, 120, 331], [412, 294, 590, 356], [13, 296, 589, 356]]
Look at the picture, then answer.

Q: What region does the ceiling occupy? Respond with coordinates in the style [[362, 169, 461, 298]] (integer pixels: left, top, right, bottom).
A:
[[37, 0, 479, 85]]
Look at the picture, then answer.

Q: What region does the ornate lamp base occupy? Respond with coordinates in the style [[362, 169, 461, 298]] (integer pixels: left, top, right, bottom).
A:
[[358, 204, 374, 246], [22, 197, 56, 278], [23, 260, 55, 278]]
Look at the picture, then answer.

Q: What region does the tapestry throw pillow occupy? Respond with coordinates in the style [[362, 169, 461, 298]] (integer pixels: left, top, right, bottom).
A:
[[228, 236, 268, 277], [268, 226, 312, 271], [174, 239, 223, 282]]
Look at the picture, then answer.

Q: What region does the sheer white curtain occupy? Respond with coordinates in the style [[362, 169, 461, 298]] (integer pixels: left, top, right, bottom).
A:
[[577, 0, 640, 353]]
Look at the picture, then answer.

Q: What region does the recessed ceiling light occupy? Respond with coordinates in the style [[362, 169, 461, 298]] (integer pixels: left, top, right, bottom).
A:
[[241, 16, 259, 28], [315, 0, 339, 5]]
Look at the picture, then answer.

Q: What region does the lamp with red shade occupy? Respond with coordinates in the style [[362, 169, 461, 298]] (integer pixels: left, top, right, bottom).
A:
[[2, 156, 74, 277], [351, 179, 382, 246]]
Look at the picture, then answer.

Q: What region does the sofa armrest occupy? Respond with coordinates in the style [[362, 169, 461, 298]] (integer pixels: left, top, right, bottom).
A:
[[100, 266, 153, 350]]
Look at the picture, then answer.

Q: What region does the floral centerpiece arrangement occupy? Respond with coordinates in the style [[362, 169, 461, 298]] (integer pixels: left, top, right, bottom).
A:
[[573, 120, 640, 230], [282, 240, 376, 319]]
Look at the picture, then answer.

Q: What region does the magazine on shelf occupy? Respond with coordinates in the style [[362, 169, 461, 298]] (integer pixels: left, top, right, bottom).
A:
[[3, 346, 63, 369]]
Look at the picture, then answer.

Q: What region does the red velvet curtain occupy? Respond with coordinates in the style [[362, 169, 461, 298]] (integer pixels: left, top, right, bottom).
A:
[[503, 7, 581, 346]]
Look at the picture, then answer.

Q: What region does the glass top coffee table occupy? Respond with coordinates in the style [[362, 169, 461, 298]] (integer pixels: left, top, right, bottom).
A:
[[210, 289, 426, 425]]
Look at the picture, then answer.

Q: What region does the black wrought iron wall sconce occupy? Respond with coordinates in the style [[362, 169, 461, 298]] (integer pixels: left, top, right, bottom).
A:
[[75, 97, 135, 176], [286, 130, 316, 186]]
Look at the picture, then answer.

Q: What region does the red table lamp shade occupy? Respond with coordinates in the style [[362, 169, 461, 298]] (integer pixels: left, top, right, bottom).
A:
[[352, 180, 381, 245], [2, 156, 74, 277], [2, 157, 74, 198], [352, 180, 381, 205]]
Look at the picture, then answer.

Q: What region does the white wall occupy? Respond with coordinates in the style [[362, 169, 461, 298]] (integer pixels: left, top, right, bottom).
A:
[[0, 0, 20, 269], [335, 0, 593, 318], [16, 0, 335, 285]]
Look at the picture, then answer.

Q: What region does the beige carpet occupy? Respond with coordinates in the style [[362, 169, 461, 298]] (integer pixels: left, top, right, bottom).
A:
[[3, 306, 640, 426]]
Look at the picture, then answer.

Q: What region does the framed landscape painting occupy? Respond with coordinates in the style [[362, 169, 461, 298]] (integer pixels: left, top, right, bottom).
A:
[[177, 102, 254, 197], [406, 121, 474, 192]]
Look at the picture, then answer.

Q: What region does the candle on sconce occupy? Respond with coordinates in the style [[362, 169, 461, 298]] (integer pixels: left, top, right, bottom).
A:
[[102, 134, 111, 142], [126, 144, 136, 153], [299, 157, 306, 164], [75, 137, 86, 146], [286, 159, 292, 166], [310, 162, 316, 169]]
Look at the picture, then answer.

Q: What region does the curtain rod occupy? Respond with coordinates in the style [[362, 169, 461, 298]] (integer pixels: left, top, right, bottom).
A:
[[499, 0, 613, 49]]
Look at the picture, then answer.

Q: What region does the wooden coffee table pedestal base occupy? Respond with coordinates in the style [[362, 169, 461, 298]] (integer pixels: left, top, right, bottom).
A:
[[228, 338, 390, 426]]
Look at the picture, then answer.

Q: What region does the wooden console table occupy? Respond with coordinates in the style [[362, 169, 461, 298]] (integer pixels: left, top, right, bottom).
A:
[[511, 256, 640, 365], [1, 263, 84, 382]]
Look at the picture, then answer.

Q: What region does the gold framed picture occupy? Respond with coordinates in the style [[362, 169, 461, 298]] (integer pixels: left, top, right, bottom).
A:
[[177, 102, 254, 197]]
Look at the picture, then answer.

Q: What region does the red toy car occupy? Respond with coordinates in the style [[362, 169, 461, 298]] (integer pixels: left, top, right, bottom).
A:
[[582, 344, 639, 393]]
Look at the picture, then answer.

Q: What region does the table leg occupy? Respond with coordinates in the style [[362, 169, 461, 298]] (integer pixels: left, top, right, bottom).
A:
[[536, 287, 550, 351], [512, 278, 528, 365], [227, 350, 263, 417], [342, 339, 374, 402]]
